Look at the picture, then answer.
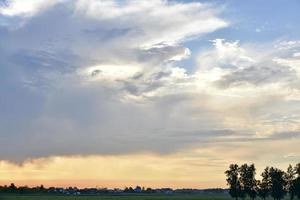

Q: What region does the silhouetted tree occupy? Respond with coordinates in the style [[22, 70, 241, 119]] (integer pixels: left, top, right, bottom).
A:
[[296, 163, 300, 175], [124, 187, 134, 193], [294, 163, 300, 200], [285, 164, 296, 200], [239, 164, 257, 200], [226, 164, 243, 200], [258, 167, 271, 200], [145, 187, 154, 193], [8, 183, 17, 193], [269, 167, 287, 200], [18, 186, 32, 194]]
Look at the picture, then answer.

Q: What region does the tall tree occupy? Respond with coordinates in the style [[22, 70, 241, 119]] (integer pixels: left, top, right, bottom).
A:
[[226, 164, 243, 200], [294, 163, 300, 200], [239, 164, 257, 200], [258, 167, 271, 200], [285, 164, 296, 200], [269, 167, 287, 200], [296, 163, 300, 175]]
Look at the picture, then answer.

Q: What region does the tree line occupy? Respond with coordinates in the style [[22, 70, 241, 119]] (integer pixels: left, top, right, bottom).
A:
[[0, 183, 227, 195], [225, 163, 300, 200]]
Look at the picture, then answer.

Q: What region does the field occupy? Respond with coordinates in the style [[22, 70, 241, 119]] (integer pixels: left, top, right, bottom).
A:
[[0, 194, 230, 200]]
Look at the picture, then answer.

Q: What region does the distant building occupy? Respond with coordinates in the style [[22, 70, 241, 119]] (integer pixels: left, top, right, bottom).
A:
[[134, 186, 142, 193]]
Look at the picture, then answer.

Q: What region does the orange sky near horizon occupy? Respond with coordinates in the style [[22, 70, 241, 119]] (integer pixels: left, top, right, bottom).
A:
[[0, 152, 228, 189], [1, 139, 299, 190]]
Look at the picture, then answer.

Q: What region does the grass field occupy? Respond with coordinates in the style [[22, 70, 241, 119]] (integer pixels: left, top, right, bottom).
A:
[[0, 194, 231, 200]]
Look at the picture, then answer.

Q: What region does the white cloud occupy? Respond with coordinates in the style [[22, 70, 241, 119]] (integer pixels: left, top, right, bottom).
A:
[[197, 39, 255, 71], [0, 0, 62, 16], [255, 28, 261, 33], [275, 40, 300, 50], [274, 55, 300, 75], [74, 0, 228, 48]]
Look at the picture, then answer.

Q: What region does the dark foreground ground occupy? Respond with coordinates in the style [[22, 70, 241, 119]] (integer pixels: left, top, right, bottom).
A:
[[0, 194, 230, 200]]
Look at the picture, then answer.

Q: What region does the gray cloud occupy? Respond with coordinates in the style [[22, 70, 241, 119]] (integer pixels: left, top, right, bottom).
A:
[[1, 0, 300, 165], [216, 64, 297, 88], [0, 0, 229, 162]]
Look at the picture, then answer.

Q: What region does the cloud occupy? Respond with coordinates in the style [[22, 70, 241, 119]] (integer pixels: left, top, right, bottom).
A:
[[0, 0, 230, 162], [193, 39, 300, 139], [216, 65, 297, 88], [275, 40, 300, 50], [74, 0, 228, 47], [1, 0, 300, 167], [0, 0, 61, 16], [197, 39, 254, 70], [199, 39, 300, 90]]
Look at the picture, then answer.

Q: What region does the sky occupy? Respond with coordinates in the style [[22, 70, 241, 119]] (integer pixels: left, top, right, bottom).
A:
[[0, 0, 300, 189]]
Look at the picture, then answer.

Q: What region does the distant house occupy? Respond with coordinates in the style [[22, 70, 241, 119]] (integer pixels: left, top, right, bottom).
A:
[[134, 186, 142, 193]]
